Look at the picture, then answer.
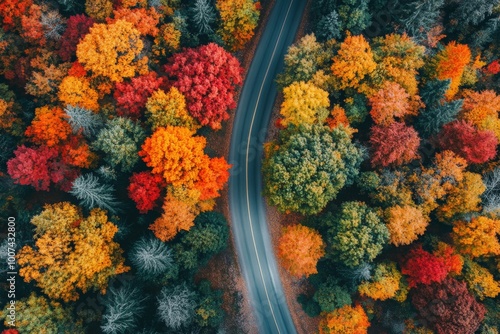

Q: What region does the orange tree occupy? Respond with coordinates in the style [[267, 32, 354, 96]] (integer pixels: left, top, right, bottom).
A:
[[277, 224, 325, 278], [17, 202, 129, 301], [24, 106, 72, 147], [318, 304, 370, 334]]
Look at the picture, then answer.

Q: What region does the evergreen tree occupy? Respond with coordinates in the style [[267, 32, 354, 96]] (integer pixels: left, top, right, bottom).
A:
[[190, 0, 216, 35], [64, 105, 103, 138], [157, 283, 197, 330], [101, 285, 147, 334], [451, 0, 498, 26], [416, 80, 462, 137], [130, 236, 177, 280], [396, 0, 445, 42], [315, 10, 342, 41], [69, 173, 120, 214]]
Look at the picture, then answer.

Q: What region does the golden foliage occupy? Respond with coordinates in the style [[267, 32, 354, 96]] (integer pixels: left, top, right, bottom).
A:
[[452, 216, 500, 258], [76, 20, 146, 82], [280, 81, 330, 127], [331, 34, 376, 92], [319, 305, 370, 334], [58, 76, 99, 111], [358, 262, 406, 301], [385, 205, 429, 246], [146, 87, 199, 131], [463, 260, 500, 300], [17, 202, 129, 302]]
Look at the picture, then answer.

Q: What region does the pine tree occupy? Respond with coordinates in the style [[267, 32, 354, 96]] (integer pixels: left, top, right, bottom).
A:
[[64, 105, 103, 138], [416, 80, 462, 137], [157, 283, 197, 330], [190, 0, 216, 34], [130, 237, 175, 279], [396, 0, 445, 42], [69, 173, 120, 213], [315, 10, 341, 41], [451, 0, 498, 26], [101, 285, 147, 334]]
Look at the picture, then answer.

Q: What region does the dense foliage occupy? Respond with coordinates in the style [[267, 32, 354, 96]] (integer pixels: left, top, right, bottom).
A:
[[0, 0, 260, 331], [264, 1, 500, 332]]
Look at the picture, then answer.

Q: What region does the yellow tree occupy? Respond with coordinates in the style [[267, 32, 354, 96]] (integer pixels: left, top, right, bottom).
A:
[[58, 76, 100, 111], [76, 19, 147, 82], [452, 216, 500, 258], [331, 34, 376, 92], [279, 81, 330, 127], [17, 202, 129, 302], [216, 0, 260, 51], [384, 205, 429, 246], [145, 87, 199, 131], [462, 260, 500, 300], [437, 172, 485, 222], [277, 224, 325, 278], [358, 261, 407, 301], [319, 304, 370, 334]]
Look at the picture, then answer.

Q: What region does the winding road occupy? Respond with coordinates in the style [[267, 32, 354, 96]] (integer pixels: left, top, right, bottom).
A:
[[228, 1, 306, 333]]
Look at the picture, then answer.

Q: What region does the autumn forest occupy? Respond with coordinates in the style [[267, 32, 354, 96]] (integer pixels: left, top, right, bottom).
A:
[[1, 0, 500, 333]]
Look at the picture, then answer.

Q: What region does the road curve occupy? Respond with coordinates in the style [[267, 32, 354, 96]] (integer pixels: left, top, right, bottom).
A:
[[228, 1, 306, 333]]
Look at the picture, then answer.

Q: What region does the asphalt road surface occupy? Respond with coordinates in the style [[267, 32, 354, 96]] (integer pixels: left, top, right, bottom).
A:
[[228, 1, 307, 333]]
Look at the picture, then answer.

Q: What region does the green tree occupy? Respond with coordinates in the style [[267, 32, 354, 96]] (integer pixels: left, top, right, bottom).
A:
[[313, 277, 352, 312], [175, 211, 229, 271], [326, 201, 389, 267], [416, 80, 462, 137], [395, 0, 445, 42], [92, 117, 146, 173], [276, 34, 330, 88], [194, 280, 225, 329], [1, 293, 84, 334], [263, 125, 365, 215]]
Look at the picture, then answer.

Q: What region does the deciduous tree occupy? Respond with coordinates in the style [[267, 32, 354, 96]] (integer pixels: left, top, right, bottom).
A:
[[369, 122, 420, 168], [434, 42, 471, 99], [452, 216, 500, 258], [76, 20, 147, 82], [369, 82, 412, 126], [401, 245, 448, 287], [384, 205, 429, 246], [114, 72, 167, 120], [263, 125, 365, 215], [17, 202, 129, 301], [460, 89, 500, 139], [278, 224, 325, 278], [412, 277, 486, 334], [327, 201, 389, 267], [331, 34, 376, 92], [128, 171, 165, 214], [358, 262, 407, 301], [149, 194, 196, 242], [58, 75, 100, 111], [58, 14, 95, 62], [279, 81, 330, 127], [165, 43, 243, 130], [437, 120, 497, 164], [146, 87, 199, 131], [216, 0, 260, 51], [25, 106, 72, 147], [462, 259, 500, 300], [318, 304, 370, 334]]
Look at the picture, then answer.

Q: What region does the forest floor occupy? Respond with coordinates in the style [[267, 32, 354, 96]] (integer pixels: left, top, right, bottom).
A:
[[195, 0, 276, 332], [264, 0, 320, 333]]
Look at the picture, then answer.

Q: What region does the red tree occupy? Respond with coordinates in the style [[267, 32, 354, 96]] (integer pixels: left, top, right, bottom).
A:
[[437, 120, 497, 164], [370, 122, 420, 167], [0, 0, 32, 31], [58, 14, 95, 62], [401, 245, 448, 287], [128, 171, 165, 213], [114, 72, 167, 120], [6, 145, 77, 191], [412, 277, 486, 334], [164, 43, 243, 130]]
